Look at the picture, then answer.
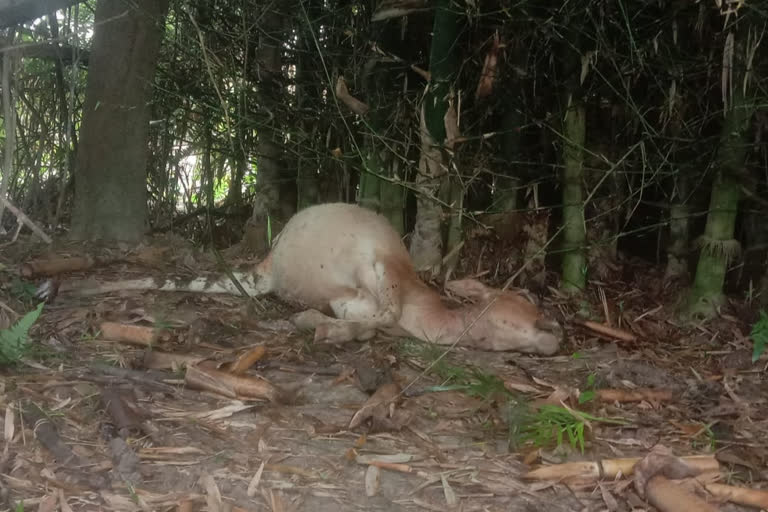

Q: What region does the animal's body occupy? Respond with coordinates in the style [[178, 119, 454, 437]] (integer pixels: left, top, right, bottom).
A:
[[39, 202, 563, 355]]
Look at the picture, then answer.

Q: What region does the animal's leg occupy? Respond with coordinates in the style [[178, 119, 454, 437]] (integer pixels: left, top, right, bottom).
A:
[[317, 262, 404, 343], [290, 262, 404, 344], [290, 287, 379, 343]]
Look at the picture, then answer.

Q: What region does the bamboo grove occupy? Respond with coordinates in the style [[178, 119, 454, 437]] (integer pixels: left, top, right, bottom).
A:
[[0, 0, 766, 319]]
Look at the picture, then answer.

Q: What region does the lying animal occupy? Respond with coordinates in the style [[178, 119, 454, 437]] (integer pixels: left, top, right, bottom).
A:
[[36, 202, 564, 355]]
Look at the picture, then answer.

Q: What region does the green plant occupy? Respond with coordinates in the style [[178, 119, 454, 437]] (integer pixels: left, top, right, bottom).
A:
[[578, 373, 597, 404], [8, 278, 38, 303], [516, 404, 626, 453], [400, 339, 511, 401], [0, 302, 45, 366], [749, 310, 768, 363]]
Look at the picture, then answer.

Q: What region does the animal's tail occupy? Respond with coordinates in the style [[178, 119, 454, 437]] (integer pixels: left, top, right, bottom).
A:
[[35, 271, 266, 302]]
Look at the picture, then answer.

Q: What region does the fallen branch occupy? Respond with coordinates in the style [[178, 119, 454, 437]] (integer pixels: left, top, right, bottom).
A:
[[0, 195, 52, 244]]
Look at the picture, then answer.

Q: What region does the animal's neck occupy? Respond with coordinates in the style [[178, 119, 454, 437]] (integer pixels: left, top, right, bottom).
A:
[[397, 278, 478, 345]]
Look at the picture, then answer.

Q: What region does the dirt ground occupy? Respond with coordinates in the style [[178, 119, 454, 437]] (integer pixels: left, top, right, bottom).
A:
[[1, 234, 767, 512]]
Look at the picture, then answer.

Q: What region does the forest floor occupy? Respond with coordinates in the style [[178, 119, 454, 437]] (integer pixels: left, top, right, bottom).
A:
[[1, 232, 767, 512]]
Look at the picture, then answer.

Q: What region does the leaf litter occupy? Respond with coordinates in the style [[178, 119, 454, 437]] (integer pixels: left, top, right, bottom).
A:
[[1, 239, 768, 511]]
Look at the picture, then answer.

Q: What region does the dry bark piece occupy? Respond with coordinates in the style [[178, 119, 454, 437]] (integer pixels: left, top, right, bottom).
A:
[[184, 363, 285, 403], [475, 31, 502, 100], [226, 345, 267, 375], [646, 475, 719, 512], [575, 318, 637, 342], [348, 381, 401, 430], [100, 388, 142, 433], [596, 388, 674, 403], [99, 321, 163, 346], [335, 76, 369, 115], [20, 255, 95, 277]]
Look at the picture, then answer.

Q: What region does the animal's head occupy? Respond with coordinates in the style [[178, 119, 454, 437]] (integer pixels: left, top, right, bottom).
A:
[[444, 279, 564, 355]]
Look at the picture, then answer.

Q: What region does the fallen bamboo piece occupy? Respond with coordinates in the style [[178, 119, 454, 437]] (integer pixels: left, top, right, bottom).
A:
[[523, 455, 718, 482], [20, 255, 95, 277], [99, 322, 162, 346]]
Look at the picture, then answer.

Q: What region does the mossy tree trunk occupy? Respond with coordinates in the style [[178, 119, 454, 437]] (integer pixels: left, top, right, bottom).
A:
[[685, 87, 754, 317], [409, 0, 460, 274]]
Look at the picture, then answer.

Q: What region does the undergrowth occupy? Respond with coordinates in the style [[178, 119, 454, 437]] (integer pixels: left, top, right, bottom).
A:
[[399, 338, 626, 453], [0, 302, 45, 366]]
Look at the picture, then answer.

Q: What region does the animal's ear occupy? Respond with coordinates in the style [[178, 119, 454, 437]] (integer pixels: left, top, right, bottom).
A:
[[445, 279, 495, 301]]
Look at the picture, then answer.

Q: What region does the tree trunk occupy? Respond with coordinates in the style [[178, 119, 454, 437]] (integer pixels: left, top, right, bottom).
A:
[[379, 160, 405, 236], [228, 89, 248, 206], [409, 0, 460, 274], [295, 8, 320, 213], [442, 176, 464, 271], [358, 157, 382, 212], [664, 174, 691, 281], [685, 87, 754, 317], [70, 0, 169, 242], [248, 6, 284, 252], [0, 41, 17, 233], [49, 10, 79, 229], [494, 107, 522, 212], [560, 100, 587, 293]]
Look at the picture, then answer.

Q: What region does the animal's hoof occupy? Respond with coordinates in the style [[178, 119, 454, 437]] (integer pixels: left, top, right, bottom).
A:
[[290, 310, 327, 330], [313, 322, 357, 344]]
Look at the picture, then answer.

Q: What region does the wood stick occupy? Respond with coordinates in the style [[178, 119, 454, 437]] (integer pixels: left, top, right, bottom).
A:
[[0, 195, 52, 244]]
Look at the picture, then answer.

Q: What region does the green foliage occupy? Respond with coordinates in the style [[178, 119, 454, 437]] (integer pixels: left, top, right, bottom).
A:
[[749, 310, 768, 363], [578, 373, 597, 404], [399, 339, 510, 401], [0, 303, 45, 366], [8, 278, 38, 303], [516, 404, 626, 453]]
